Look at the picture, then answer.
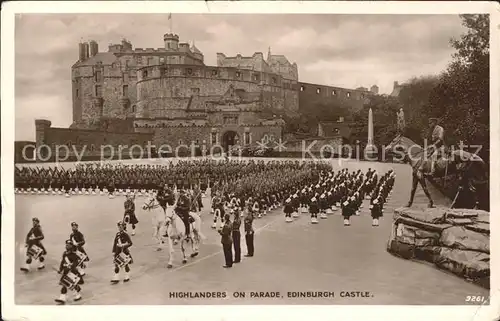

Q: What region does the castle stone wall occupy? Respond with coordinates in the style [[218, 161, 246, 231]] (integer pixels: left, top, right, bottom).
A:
[[298, 82, 370, 113]]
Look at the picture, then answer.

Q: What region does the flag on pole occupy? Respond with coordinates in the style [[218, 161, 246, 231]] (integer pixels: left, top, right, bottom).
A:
[[168, 13, 172, 20]]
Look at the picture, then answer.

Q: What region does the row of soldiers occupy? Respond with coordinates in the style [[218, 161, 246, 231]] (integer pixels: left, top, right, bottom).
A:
[[281, 168, 396, 226], [14, 159, 330, 196]]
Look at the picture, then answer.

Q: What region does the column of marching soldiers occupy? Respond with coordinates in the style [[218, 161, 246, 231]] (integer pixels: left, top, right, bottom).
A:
[[16, 159, 395, 305]]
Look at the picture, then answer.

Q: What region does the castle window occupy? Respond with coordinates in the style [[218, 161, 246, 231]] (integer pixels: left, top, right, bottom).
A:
[[142, 70, 148, 78], [211, 70, 218, 76], [160, 57, 165, 64], [236, 71, 241, 78], [125, 60, 130, 67], [135, 56, 142, 65], [191, 88, 200, 96], [90, 144, 95, 152], [272, 77, 277, 84], [347, 92, 351, 98], [178, 140, 183, 145], [300, 85, 305, 92], [76, 89, 79, 98], [148, 57, 154, 65], [244, 132, 251, 145], [95, 70, 102, 82], [186, 68, 192, 75], [132, 105, 136, 113], [196, 139, 199, 144], [334, 128, 340, 135], [122, 85, 128, 96], [95, 85, 102, 97], [253, 74, 260, 82], [211, 132, 217, 144], [332, 90, 336, 96], [316, 88, 321, 94]]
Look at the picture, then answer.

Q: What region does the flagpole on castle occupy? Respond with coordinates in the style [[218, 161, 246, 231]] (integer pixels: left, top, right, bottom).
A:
[[168, 13, 173, 33]]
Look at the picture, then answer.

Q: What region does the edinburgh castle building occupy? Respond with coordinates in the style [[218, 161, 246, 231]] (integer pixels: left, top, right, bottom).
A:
[[31, 32, 379, 160]]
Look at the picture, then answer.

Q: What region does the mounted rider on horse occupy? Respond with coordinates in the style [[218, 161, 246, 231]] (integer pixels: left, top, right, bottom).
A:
[[426, 117, 446, 177]]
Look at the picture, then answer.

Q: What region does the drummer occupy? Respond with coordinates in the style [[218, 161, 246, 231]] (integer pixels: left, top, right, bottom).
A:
[[20, 217, 47, 273], [111, 221, 133, 284], [55, 240, 85, 304]]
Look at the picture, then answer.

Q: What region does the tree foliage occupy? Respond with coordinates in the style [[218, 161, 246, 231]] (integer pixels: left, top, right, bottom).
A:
[[426, 14, 490, 148], [283, 102, 351, 135]]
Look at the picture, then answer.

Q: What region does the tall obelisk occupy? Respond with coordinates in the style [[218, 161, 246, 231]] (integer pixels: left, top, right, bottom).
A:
[[365, 108, 377, 158], [368, 108, 374, 146]]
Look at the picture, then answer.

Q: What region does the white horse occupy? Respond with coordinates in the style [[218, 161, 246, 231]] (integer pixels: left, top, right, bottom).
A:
[[164, 199, 205, 268], [142, 195, 169, 251]]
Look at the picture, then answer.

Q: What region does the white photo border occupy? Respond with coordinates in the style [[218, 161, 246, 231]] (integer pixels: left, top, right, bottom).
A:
[[2, 1, 499, 321]]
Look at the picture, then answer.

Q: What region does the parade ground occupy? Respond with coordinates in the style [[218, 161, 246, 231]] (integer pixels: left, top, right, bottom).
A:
[[14, 158, 489, 305]]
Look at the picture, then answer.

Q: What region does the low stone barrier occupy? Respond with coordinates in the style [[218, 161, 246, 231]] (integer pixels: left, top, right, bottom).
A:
[[387, 207, 490, 289]]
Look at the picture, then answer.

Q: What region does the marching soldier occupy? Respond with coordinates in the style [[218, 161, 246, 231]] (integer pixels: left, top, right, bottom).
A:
[[123, 194, 139, 236], [370, 195, 383, 227], [20, 217, 47, 272], [284, 198, 294, 223], [342, 195, 355, 226], [55, 239, 85, 304], [111, 221, 133, 284], [309, 197, 319, 224], [219, 214, 233, 268], [69, 222, 89, 276], [212, 191, 225, 229]]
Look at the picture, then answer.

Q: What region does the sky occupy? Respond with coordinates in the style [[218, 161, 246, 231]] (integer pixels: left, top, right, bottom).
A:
[[14, 14, 467, 141]]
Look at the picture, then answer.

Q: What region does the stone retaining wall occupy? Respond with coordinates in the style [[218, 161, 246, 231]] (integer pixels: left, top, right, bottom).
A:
[[387, 207, 490, 289]]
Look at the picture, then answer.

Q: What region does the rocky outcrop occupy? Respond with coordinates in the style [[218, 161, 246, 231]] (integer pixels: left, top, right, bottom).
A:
[[387, 207, 490, 289]]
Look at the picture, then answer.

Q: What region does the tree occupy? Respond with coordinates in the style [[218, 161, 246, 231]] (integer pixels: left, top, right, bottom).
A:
[[427, 14, 489, 149]]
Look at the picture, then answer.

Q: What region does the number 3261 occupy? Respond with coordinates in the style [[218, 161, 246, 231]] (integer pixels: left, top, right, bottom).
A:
[[466, 296, 486, 302]]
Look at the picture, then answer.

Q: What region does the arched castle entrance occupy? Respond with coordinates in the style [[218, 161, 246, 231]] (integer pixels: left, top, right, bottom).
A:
[[222, 131, 239, 152]]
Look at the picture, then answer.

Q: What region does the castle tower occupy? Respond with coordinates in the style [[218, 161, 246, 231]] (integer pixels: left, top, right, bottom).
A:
[[370, 85, 379, 95], [267, 46, 271, 61], [89, 40, 99, 57], [164, 33, 179, 51], [78, 41, 90, 61], [83, 42, 90, 60]]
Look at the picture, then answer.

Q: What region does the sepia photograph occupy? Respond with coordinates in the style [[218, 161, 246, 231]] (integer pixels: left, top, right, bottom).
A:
[[2, 1, 499, 321]]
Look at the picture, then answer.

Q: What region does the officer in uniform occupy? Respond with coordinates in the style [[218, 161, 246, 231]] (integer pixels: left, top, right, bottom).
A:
[[175, 189, 192, 241], [244, 202, 255, 257], [219, 214, 233, 268], [232, 208, 242, 263], [55, 239, 85, 304]]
